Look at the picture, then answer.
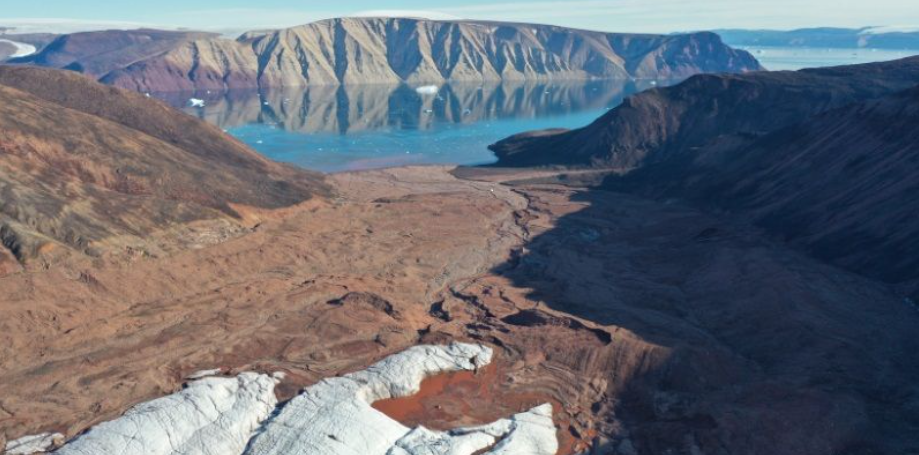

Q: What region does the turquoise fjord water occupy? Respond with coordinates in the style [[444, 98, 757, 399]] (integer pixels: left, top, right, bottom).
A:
[[156, 48, 918, 173], [160, 79, 662, 173]]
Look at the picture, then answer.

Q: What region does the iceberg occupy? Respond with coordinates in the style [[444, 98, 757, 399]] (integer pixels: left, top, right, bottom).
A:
[[415, 85, 440, 95], [187, 98, 206, 108]]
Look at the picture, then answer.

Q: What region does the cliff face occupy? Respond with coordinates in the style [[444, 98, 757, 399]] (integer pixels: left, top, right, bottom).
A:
[[0, 66, 327, 270], [488, 56, 919, 293], [14, 18, 761, 92]]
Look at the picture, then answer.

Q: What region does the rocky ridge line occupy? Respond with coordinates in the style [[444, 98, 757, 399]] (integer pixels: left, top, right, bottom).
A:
[[13, 18, 762, 92]]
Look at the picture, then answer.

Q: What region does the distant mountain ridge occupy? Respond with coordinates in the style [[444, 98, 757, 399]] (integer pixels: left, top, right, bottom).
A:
[[716, 27, 919, 50], [10, 17, 761, 92], [490, 57, 919, 168], [11, 29, 218, 75]]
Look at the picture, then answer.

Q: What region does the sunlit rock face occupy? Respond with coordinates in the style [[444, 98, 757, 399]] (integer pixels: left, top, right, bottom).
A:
[[33, 343, 557, 455], [15, 18, 760, 92]]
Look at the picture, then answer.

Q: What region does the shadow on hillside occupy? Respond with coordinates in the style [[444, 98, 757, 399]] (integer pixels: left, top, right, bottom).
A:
[[480, 176, 919, 455]]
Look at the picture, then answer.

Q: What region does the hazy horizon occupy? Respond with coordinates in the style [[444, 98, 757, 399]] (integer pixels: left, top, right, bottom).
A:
[[2, 0, 917, 35]]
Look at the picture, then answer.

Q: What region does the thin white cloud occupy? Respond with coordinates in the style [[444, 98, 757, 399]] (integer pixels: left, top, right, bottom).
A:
[[3, 1, 916, 35], [158, 8, 339, 31], [431, 0, 918, 33]]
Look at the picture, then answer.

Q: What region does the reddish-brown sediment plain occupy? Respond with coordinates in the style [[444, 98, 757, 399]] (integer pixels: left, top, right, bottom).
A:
[[1, 60, 917, 455], [2, 164, 918, 455]]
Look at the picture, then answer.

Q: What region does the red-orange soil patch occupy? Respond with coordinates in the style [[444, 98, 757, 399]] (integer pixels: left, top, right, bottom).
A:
[[372, 357, 582, 454]]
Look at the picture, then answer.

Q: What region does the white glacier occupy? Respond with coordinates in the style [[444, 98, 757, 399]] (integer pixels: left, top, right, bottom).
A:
[[56, 373, 279, 455], [243, 342, 557, 455], [4, 433, 64, 455], [21, 343, 557, 455], [0, 39, 37, 59]]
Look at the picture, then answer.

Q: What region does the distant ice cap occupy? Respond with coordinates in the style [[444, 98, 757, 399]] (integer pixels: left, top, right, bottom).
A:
[[350, 10, 462, 21], [860, 25, 919, 34]]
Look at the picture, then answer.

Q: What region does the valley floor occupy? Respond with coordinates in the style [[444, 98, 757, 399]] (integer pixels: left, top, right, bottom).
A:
[[1, 166, 917, 455]]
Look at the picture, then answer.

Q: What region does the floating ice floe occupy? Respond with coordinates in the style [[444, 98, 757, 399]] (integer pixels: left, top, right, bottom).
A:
[[30, 343, 557, 455], [186, 98, 206, 108], [4, 432, 64, 455], [55, 373, 279, 455], [415, 85, 440, 95]]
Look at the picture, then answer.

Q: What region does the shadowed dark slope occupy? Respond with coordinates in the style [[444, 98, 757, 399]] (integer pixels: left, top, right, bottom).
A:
[[488, 57, 919, 293], [604, 84, 919, 294], [479, 180, 919, 455]]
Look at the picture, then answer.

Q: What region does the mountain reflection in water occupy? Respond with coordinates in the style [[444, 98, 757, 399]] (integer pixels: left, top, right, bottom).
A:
[[155, 80, 667, 172]]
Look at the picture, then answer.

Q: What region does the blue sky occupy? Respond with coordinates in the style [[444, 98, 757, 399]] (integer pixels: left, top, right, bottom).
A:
[[3, 0, 917, 33]]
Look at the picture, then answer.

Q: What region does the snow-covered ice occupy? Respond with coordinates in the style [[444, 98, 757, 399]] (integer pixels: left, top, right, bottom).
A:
[[483, 404, 557, 454], [4, 433, 64, 455], [0, 39, 37, 59], [389, 404, 557, 455], [28, 343, 557, 455], [860, 25, 919, 34], [185, 368, 223, 379], [244, 342, 557, 455], [56, 373, 278, 455], [244, 343, 493, 455]]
